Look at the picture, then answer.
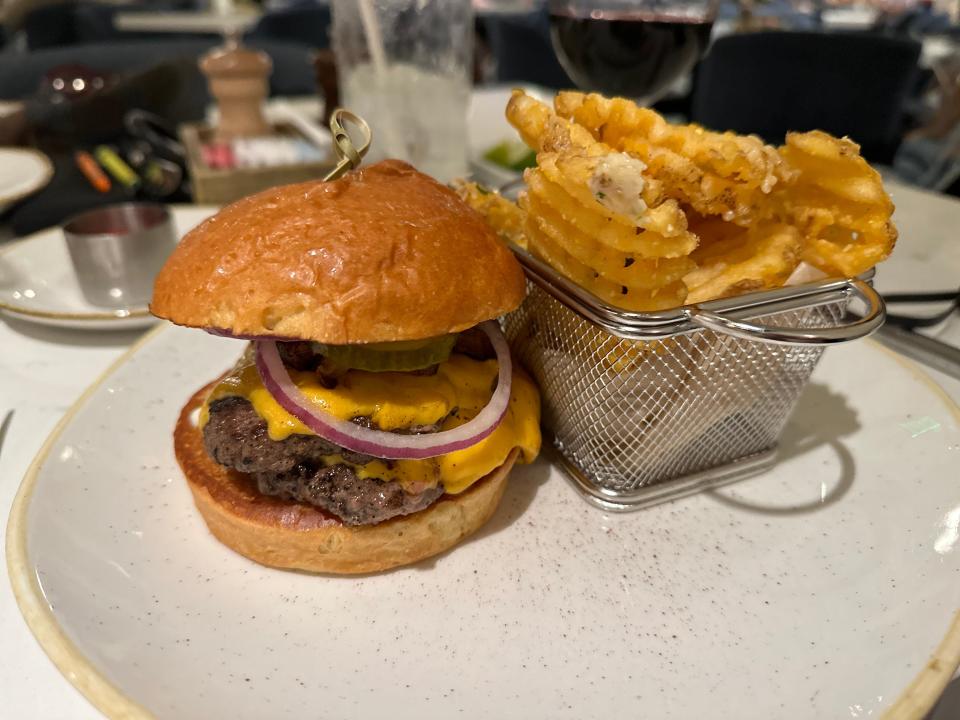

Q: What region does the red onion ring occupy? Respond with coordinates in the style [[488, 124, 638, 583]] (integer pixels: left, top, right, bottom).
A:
[[204, 327, 293, 341], [254, 321, 513, 460]]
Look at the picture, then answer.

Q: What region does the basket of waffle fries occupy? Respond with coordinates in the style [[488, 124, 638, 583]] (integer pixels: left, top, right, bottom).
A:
[[456, 90, 893, 510]]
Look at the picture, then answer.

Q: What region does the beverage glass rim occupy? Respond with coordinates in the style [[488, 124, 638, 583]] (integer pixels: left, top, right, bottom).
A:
[[548, 0, 720, 22]]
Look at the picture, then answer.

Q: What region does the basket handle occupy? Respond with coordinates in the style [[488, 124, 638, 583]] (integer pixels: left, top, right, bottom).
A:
[[684, 279, 886, 345]]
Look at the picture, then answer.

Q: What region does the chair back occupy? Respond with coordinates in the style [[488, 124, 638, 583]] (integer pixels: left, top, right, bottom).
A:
[[247, 6, 332, 50], [691, 31, 921, 162], [483, 8, 572, 89]]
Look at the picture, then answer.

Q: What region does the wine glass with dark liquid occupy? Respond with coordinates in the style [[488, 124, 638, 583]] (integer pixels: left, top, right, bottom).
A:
[[549, 0, 718, 102]]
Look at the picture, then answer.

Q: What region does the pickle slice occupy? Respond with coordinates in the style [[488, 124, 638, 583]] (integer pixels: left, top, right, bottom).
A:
[[312, 334, 456, 372]]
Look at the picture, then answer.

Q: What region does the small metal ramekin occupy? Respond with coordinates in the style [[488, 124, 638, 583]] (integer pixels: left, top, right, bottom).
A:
[[62, 203, 177, 308]]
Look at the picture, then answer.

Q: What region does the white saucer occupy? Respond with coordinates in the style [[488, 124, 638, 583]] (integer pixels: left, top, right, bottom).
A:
[[0, 205, 218, 331], [0, 147, 53, 214]]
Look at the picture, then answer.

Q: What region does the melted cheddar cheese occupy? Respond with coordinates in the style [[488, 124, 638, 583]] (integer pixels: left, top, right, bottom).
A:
[[200, 353, 541, 495]]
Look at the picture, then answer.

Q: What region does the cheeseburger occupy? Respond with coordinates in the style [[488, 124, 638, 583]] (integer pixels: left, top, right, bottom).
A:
[[151, 160, 541, 574]]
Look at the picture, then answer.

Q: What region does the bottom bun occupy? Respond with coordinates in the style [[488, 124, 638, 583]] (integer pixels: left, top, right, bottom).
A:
[[174, 384, 516, 574]]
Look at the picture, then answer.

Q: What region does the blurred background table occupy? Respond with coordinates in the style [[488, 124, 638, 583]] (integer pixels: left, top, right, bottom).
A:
[[0, 0, 959, 227], [112, 8, 262, 35]]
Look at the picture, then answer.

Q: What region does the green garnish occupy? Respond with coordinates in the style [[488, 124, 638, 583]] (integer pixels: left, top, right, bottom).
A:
[[484, 140, 537, 172], [311, 335, 456, 372]]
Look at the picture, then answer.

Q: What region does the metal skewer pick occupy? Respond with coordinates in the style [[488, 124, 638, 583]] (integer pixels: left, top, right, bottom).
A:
[[323, 109, 372, 182]]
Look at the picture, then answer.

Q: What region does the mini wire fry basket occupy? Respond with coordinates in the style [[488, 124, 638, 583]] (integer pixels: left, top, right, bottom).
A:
[[502, 248, 886, 511]]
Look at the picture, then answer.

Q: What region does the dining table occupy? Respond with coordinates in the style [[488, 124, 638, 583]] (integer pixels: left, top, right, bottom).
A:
[[1, 169, 959, 716]]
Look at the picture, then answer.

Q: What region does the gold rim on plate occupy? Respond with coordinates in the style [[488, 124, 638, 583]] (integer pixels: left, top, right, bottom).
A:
[[5, 323, 164, 719], [0, 229, 151, 323], [5, 329, 960, 720], [0, 302, 152, 322]]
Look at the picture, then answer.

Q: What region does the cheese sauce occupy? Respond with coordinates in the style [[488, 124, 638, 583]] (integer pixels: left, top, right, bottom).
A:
[[200, 353, 541, 495], [588, 152, 648, 220]]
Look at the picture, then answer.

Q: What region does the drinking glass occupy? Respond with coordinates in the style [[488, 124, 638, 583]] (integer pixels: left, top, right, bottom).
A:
[[330, 0, 473, 182], [548, 0, 718, 103]]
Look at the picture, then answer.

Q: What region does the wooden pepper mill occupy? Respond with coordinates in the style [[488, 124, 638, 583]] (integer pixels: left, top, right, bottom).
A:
[[199, 39, 272, 140]]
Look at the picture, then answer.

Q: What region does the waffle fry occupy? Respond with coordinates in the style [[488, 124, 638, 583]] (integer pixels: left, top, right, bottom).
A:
[[507, 90, 670, 206], [453, 180, 528, 248], [462, 90, 895, 313], [507, 90, 601, 156], [776, 131, 897, 277], [502, 90, 700, 310], [524, 169, 696, 258], [522, 150, 694, 309], [684, 222, 802, 304], [521, 189, 695, 287], [525, 216, 689, 311], [554, 91, 792, 227], [538, 153, 691, 240]]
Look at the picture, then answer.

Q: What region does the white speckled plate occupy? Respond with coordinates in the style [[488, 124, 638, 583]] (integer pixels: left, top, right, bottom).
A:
[[7, 325, 960, 719], [0, 206, 217, 331]]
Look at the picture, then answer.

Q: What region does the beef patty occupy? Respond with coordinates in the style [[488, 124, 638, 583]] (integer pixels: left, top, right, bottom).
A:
[[203, 396, 444, 526]]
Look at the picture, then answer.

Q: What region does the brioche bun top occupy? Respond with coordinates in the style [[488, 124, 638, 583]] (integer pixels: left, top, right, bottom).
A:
[[151, 160, 526, 343]]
